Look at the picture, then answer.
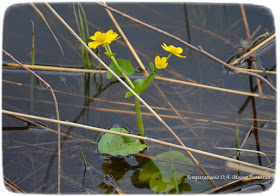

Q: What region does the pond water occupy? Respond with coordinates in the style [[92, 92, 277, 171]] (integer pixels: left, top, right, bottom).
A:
[[2, 2, 276, 194]]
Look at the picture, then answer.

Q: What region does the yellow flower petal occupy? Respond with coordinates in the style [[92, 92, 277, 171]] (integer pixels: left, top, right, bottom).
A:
[[88, 41, 101, 49], [155, 55, 161, 64], [175, 53, 186, 58], [106, 30, 119, 43], [161, 43, 169, 52], [161, 43, 186, 58], [88, 29, 119, 48], [106, 29, 113, 35], [176, 47, 183, 54], [161, 57, 168, 69], [111, 33, 119, 41], [90, 31, 101, 40], [155, 55, 168, 69]]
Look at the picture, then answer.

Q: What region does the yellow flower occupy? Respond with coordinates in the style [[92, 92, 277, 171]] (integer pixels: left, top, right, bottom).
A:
[[88, 30, 120, 49], [161, 43, 186, 58], [155, 55, 168, 69]]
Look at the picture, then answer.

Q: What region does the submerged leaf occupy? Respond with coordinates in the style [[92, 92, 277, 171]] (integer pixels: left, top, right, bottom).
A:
[[138, 151, 193, 193], [139, 160, 160, 182], [98, 127, 146, 156], [149, 172, 168, 193], [156, 151, 193, 164]]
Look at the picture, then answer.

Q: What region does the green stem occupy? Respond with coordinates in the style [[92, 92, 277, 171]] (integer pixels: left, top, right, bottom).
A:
[[135, 95, 145, 136], [105, 44, 145, 136], [106, 44, 135, 88], [166, 53, 173, 61], [79, 146, 88, 167], [112, 56, 135, 88], [77, 6, 90, 68]]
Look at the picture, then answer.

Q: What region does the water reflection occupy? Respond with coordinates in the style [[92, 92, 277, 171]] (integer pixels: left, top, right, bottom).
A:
[[95, 151, 208, 194]]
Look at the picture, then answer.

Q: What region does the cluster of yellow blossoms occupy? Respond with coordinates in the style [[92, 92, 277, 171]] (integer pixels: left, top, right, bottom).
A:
[[88, 30, 186, 70], [155, 43, 186, 69]]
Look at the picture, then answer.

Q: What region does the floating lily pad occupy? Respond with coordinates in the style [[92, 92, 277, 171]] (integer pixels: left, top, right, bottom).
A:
[[98, 127, 146, 156]]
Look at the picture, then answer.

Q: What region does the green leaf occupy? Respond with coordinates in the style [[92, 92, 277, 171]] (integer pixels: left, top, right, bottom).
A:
[[98, 127, 146, 156], [106, 62, 121, 79], [149, 172, 168, 193], [154, 151, 193, 182], [118, 59, 135, 76], [169, 181, 192, 194], [149, 62, 155, 72], [139, 160, 160, 182], [138, 151, 193, 193], [106, 59, 135, 79], [121, 135, 137, 143], [125, 72, 158, 98], [156, 151, 193, 164]]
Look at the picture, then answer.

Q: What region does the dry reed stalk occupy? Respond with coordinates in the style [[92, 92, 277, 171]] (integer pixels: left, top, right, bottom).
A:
[[102, 2, 146, 72], [2, 79, 23, 86], [226, 162, 274, 178], [3, 63, 274, 98], [5, 62, 276, 75], [230, 33, 276, 65], [4, 178, 24, 193], [96, 2, 276, 94], [4, 63, 106, 74], [2, 109, 275, 174], [30, 3, 64, 56], [44, 3, 217, 187], [240, 4, 251, 38], [2, 49, 61, 194], [237, 67, 276, 74], [155, 76, 274, 99], [2, 110, 275, 173], [240, 4, 263, 96]]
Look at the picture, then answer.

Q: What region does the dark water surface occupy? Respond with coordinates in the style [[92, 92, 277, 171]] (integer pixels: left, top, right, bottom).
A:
[[2, 2, 276, 194]]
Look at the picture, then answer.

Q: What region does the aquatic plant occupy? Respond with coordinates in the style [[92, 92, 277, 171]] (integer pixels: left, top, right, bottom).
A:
[[88, 29, 186, 155], [73, 3, 94, 69]]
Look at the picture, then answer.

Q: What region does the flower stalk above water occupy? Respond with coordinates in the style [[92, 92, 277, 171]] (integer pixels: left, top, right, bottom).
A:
[[88, 29, 186, 139]]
